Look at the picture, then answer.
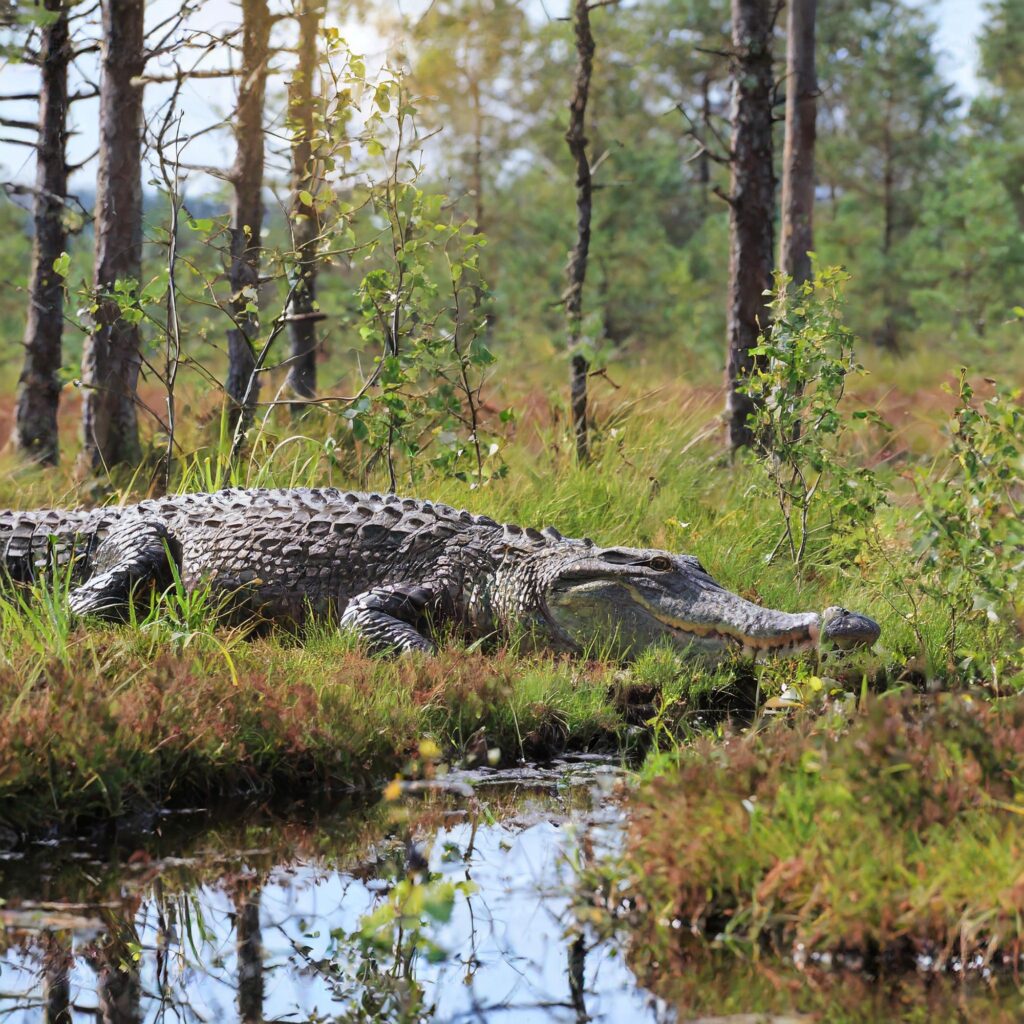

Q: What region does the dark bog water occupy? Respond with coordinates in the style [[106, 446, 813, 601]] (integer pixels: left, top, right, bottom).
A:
[[2, 756, 1022, 1023], [0, 757, 666, 1023]]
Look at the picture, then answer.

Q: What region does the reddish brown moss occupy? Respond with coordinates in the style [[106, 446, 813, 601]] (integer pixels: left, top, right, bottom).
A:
[[608, 693, 1024, 968], [0, 636, 627, 834]]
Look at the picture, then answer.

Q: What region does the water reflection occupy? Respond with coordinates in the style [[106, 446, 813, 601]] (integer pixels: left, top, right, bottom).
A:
[[40, 933, 71, 1024], [5, 758, 1019, 1023], [87, 922, 141, 1024], [0, 758, 652, 1023], [233, 884, 263, 1024]]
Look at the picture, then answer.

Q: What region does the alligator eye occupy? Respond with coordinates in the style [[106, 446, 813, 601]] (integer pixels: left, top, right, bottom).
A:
[[648, 556, 672, 572]]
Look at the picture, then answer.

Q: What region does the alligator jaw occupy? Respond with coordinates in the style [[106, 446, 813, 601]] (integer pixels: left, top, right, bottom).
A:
[[642, 602, 821, 661], [543, 577, 826, 661], [544, 575, 880, 662], [640, 598, 881, 660]]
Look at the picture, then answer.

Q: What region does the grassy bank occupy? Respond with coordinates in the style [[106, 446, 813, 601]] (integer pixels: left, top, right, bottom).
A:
[[0, 563, 746, 834], [591, 692, 1024, 972], [0, 619, 633, 834], [0, 376, 1019, 836]]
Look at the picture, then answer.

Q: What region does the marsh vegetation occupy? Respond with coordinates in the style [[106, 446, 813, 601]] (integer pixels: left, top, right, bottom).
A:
[[0, 0, 1023, 1018]]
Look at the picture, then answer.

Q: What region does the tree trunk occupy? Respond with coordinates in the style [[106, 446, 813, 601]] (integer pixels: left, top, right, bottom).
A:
[[467, 74, 496, 336], [779, 0, 816, 288], [565, 0, 596, 464], [878, 92, 898, 349], [79, 0, 145, 473], [285, 0, 322, 414], [13, 0, 70, 465], [698, 73, 712, 197], [725, 0, 775, 452], [469, 77, 485, 232], [225, 0, 271, 427]]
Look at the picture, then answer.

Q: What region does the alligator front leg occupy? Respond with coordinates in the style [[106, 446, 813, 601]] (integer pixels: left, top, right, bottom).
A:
[[340, 584, 442, 654], [69, 518, 179, 619]]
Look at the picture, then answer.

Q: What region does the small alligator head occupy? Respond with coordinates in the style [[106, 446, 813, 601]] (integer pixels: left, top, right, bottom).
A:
[[498, 543, 880, 660]]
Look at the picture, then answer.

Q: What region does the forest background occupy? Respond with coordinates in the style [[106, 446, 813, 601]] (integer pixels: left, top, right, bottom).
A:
[[0, 0, 1020, 479]]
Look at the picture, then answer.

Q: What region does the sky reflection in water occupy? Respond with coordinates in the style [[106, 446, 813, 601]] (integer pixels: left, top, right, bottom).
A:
[[0, 758, 667, 1023]]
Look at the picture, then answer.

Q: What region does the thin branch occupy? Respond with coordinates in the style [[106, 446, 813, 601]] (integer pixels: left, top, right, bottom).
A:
[[695, 45, 736, 59], [1, 181, 91, 219], [132, 68, 240, 85], [712, 184, 734, 206], [228, 281, 302, 465], [673, 103, 733, 163], [0, 118, 40, 132], [66, 148, 99, 173]]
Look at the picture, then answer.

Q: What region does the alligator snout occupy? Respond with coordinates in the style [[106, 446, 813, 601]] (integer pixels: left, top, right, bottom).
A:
[[821, 606, 881, 650]]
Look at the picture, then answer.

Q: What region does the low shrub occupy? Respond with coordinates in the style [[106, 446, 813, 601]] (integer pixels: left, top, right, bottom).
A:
[[594, 693, 1024, 968]]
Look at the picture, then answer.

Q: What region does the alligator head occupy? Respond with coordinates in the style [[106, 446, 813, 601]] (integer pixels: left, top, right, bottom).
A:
[[504, 544, 880, 661]]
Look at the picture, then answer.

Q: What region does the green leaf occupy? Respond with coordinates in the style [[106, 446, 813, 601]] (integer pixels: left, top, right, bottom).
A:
[[52, 252, 70, 278], [422, 883, 456, 923]]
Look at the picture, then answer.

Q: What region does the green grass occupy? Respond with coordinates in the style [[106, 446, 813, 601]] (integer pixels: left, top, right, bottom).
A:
[[0, 376, 1018, 837]]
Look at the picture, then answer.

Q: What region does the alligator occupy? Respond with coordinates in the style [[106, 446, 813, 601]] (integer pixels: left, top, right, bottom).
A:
[[0, 488, 880, 658]]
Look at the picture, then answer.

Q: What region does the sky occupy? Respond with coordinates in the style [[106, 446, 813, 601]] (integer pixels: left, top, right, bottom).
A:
[[931, 0, 987, 95], [0, 0, 994, 191]]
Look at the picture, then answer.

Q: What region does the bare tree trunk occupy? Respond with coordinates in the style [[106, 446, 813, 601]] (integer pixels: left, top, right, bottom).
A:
[[698, 73, 712, 197], [469, 77, 485, 232], [565, 0, 596, 464], [285, 0, 321, 414], [13, 0, 70, 465], [779, 0, 816, 288], [225, 0, 271, 428], [79, 0, 145, 473], [467, 75, 496, 336], [724, 0, 776, 452], [878, 92, 897, 349]]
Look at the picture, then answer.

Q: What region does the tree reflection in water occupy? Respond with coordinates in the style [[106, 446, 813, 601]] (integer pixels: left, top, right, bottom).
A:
[[85, 911, 142, 1024], [233, 881, 264, 1024], [41, 931, 72, 1024], [0, 759, 660, 1024]]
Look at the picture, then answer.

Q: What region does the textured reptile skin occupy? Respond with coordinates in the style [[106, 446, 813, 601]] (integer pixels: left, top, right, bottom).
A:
[[0, 489, 580, 651], [0, 487, 882, 656]]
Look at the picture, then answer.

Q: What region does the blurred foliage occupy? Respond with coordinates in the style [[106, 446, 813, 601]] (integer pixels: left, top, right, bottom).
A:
[[912, 371, 1024, 673]]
